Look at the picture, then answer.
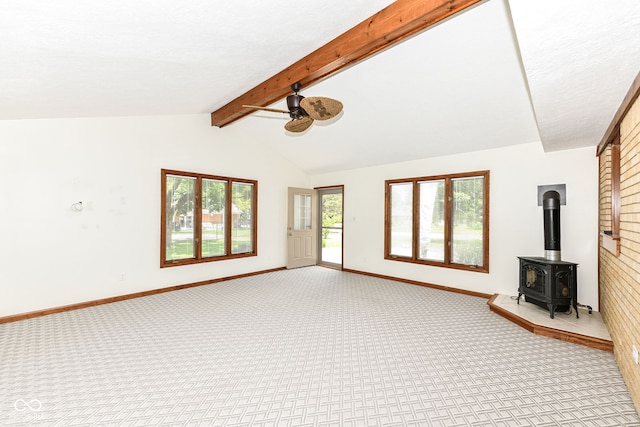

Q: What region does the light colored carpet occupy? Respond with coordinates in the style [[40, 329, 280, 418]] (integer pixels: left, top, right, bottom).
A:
[[1, 267, 638, 426]]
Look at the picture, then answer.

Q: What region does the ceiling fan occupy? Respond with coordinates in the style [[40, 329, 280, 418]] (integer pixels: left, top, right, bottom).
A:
[[243, 83, 343, 133]]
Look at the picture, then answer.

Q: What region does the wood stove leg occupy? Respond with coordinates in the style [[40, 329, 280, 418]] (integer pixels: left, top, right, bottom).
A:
[[517, 293, 522, 304], [548, 304, 555, 319], [574, 302, 579, 319]]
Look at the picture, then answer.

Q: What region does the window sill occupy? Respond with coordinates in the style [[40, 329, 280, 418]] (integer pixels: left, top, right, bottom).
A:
[[385, 255, 489, 274], [601, 231, 620, 256]]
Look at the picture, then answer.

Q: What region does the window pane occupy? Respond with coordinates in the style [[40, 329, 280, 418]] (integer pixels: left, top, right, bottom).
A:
[[321, 194, 342, 228], [452, 176, 484, 266], [293, 194, 312, 230], [390, 182, 413, 257], [165, 175, 195, 260], [202, 179, 227, 257], [231, 182, 254, 254], [418, 180, 445, 261]]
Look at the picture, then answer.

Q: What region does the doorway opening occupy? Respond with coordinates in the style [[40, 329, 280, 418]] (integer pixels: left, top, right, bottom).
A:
[[317, 186, 343, 268]]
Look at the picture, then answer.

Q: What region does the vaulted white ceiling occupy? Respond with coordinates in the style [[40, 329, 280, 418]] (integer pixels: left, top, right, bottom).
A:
[[2, 0, 639, 173]]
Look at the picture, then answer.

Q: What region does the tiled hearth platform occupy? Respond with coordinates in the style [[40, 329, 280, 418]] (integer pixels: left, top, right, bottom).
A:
[[488, 294, 613, 352]]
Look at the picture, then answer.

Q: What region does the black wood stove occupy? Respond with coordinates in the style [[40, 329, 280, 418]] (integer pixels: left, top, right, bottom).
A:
[[517, 190, 578, 319], [518, 256, 578, 318]]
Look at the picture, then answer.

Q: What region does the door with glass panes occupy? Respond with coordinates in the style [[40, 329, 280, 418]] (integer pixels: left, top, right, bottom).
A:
[[286, 187, 317, 268]]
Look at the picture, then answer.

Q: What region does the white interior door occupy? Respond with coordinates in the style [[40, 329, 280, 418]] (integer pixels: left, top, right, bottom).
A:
[[287, 187, 317, 269]]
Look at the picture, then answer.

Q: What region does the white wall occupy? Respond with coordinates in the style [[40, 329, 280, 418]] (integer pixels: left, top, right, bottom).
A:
[[0, 114, 309, 317], [310, 143, 600, 309], [0, 115, 599, 317]]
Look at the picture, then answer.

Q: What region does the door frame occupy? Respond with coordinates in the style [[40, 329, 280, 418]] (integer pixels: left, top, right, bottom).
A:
[[316, 185, 344, 269]]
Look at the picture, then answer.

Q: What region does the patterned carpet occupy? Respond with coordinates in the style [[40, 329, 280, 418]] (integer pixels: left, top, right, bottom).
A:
[[1, 267, 638, 426]]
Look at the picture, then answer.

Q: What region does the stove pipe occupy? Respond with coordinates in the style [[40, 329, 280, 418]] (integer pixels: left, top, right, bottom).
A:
[[543, 190, 561, 261]]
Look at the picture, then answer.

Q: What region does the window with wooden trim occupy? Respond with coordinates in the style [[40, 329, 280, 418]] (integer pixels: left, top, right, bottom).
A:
[[596, 71, 639, 256], [385, 170, 489, 272], [610, 138, 621, 238], [599, 135, 621, 256], [161, 169, 257, 267]]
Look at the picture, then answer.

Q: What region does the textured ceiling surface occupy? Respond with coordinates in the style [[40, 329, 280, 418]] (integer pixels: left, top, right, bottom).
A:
[[509, 0, 640, 153], [2, 0, 639, 173]]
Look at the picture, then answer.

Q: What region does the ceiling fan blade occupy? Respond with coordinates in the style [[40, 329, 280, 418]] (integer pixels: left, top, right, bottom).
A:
[[300, 97, 343, 121], [284, 116, 314, 133], [243, 105, 289, 114]]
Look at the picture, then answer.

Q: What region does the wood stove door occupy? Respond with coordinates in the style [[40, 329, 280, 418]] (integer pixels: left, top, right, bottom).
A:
[[519, 260, 547, 300]]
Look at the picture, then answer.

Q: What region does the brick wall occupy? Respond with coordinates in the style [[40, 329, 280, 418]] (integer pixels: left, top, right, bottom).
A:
[[600, 94, 640, 411]]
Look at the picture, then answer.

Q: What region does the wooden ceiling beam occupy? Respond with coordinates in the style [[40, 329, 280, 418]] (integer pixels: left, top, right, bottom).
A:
[[210, 0, 484, 127]]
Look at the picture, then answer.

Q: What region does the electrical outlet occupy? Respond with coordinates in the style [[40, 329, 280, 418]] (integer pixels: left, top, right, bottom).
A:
[[632, 345, 639, 364], [119, 273, 126, 282]]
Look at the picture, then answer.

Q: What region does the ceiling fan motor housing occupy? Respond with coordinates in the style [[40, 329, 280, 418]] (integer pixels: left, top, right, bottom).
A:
[[286, 93, 309, 120]]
